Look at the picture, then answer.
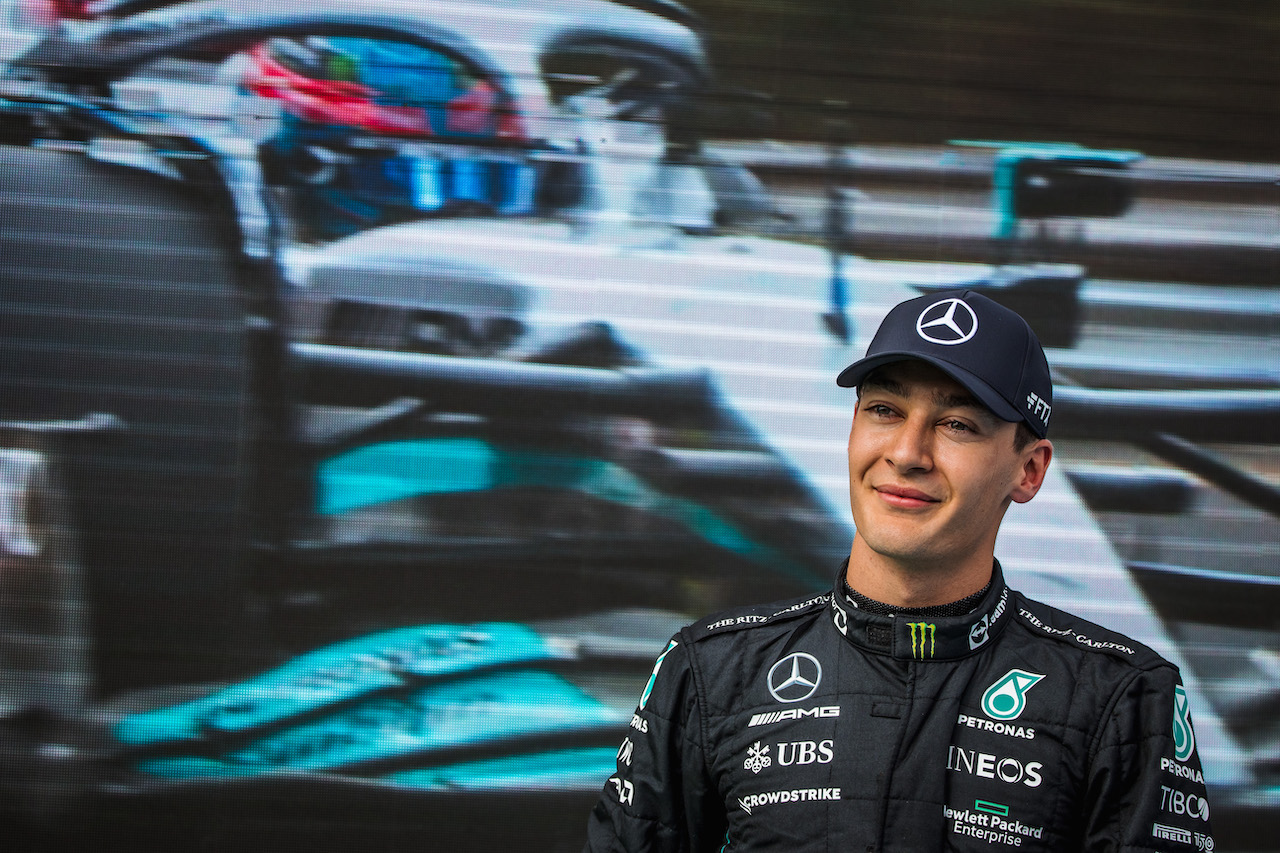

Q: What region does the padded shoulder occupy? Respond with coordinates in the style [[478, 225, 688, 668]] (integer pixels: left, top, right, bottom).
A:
[[681, 591, 831, 644], [1012, 595, 1171, 671]]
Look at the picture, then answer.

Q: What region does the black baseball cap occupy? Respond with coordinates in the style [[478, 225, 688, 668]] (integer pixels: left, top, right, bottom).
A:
[[836, 290, 1053, 438]]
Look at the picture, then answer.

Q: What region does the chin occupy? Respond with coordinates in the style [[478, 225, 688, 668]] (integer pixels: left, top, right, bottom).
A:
[[857, 528, 941, 567]]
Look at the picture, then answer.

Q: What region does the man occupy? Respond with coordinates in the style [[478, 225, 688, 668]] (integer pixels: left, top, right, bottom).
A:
[[584, 290, 1214, 852]]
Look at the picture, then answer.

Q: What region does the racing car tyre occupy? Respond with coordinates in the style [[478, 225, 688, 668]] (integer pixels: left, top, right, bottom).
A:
[[0, 144, 259, 693]]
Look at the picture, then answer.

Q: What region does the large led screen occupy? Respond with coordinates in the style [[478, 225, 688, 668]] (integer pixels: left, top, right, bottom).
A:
[[0, 1, 1275, 850]]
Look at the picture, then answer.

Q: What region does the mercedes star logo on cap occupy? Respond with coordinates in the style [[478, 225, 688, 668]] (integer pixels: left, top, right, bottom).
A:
[[767, 652, 822, 702], [916, 297, 979, 345]]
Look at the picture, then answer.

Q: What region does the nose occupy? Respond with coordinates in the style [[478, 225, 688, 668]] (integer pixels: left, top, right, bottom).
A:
[[885, 417, 934, 472]]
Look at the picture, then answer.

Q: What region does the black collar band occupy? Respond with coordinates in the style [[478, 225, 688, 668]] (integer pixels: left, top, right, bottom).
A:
[[842, 574, 992, 618], [829, 560, 1014, 661]]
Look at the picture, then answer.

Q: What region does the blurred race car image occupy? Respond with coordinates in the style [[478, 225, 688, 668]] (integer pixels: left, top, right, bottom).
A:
[[0, 137, 837, 848], [4, 0, 728, 238], [0, 9, 834, 848]]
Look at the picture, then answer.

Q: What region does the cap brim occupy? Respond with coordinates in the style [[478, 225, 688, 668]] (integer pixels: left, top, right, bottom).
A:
[[837, 353, 1024, 425]]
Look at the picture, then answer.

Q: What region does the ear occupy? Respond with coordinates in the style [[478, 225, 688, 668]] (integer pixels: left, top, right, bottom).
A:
[[1010, 440, 1053, 504]]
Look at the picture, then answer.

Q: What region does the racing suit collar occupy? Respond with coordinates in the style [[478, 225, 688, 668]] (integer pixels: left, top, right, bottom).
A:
[[827, 561, 1013, 661]]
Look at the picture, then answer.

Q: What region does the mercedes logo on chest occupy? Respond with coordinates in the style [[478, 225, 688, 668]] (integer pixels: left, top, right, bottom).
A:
[[917, 298, 978, 345], [767, 652, 822, 702]]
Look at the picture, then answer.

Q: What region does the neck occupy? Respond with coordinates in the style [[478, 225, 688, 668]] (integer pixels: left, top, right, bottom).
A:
[[844, 536, 995, 608]]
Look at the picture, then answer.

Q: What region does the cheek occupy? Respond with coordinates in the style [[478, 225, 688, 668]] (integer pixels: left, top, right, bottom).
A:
[[940, 446, 1015, 493], [968, 455, 1024, 503], [846, 427, 872, 470]]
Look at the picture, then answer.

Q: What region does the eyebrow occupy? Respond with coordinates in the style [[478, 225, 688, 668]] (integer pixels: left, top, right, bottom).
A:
[[860, 375, 989, 414]]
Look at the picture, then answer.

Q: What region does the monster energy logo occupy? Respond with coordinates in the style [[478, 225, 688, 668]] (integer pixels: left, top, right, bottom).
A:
[[908, 622, 936, 659]]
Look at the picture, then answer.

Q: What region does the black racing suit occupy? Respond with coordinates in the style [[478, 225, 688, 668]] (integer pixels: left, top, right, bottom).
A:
[[584, 562, 1214, 852]]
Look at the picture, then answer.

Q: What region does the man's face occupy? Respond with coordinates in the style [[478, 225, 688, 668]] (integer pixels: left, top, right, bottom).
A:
[[847, 360, 1048, 573]]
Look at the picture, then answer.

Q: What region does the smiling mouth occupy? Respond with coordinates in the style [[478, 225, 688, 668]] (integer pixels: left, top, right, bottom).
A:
[[875, 485, 940, 507]]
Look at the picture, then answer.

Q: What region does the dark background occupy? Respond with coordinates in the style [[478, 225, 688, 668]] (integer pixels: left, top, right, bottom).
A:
[[687, 0, 1278, 161]]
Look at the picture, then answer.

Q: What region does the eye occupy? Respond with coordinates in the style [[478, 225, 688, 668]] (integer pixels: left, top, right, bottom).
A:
[[942, 419, 974, 433]]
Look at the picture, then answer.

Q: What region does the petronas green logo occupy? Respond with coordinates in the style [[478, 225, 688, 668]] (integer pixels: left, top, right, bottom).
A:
[[639, 640, 677, 710], [1173, 685, 1196, 762], [982, 669, 1045, 720], [908, 622, 936, 659]]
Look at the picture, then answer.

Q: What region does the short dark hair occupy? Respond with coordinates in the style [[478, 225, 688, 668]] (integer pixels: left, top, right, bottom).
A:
[[1013, 422, 1037, 452]]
